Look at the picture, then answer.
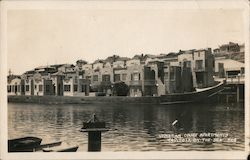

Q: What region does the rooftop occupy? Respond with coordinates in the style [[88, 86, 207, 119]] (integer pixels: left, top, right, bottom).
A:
[[215, 59, 244, 71]]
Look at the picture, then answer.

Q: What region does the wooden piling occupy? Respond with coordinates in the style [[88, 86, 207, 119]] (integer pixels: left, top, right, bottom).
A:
[[80, 116, 109, 152], [236, 85, 240, 103]]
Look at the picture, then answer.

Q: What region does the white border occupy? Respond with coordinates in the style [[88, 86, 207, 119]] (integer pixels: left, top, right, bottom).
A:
[[1, 0, 249, 159]]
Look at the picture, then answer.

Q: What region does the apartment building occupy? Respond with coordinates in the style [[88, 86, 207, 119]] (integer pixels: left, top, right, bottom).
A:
[[7, 77, 22, 95], [8, 48, 216, 97]]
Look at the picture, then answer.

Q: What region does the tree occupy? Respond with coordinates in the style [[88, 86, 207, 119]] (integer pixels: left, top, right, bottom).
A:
[[113, 81, 129, 96]]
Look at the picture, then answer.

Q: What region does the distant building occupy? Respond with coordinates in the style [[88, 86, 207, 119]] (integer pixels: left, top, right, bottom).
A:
[[7, 77, 22, 95], [213, 42, 245, 63], [215, 58, 244, 78]]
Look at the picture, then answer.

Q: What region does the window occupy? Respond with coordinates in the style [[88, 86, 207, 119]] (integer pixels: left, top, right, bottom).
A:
[[25, 85, 29, 91], [93, 75, 98, 81], [132, 73, 140, 81], [74, 85, 78, 92], [11, 85, 14, 92], [170, 72, 175, 80], [114, 74, 120, 82], [86, 76, 91, 80], [79, 71, 84, 76], [64, 85, 71, 92], [164, 72, 169, 79], [74, 77, 78, 83], [45, 85, 50, 93], [102, 75, 110, 82], [14, 85, 18, 93], [21, 85, 25, 93], [170, 67, 175, 80], [81, 85, 85, 92], [183, 61, 191, 68], [35, 85, 37, 89], [122, 74, 127, 81], [7, 86, 11, 92], [195, 60, 203, 70], [39, 85, 43, 92]]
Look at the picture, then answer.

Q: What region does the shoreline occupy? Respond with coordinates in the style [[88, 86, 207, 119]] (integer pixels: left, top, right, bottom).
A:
[[8, 95, 161, 105]]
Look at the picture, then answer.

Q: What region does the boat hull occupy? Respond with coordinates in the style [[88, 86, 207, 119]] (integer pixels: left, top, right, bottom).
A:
[[42, 146, 79, 152], [160, 81, 225, 105], [8, 137, 42, 152]]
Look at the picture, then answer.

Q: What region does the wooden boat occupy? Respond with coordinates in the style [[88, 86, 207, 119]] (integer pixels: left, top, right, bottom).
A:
[[42, 145, 79, 152], [34, 141, 62, 152], [8, 136, 42, 152], [160, 81, 225, 105]]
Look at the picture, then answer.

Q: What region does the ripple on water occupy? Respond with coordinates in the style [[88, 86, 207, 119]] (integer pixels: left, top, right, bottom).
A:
[[8, 102, 245, 151]]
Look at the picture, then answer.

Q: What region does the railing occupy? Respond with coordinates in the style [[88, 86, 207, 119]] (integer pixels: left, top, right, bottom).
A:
[[100, 81, 112, 86], [129, 80, 157, 86], [193, 67, 206, 72], [144, 80, 157, 86], [214, 75, 244, 84], [226, 75, 244, 84], [129, 80, 142, 86]]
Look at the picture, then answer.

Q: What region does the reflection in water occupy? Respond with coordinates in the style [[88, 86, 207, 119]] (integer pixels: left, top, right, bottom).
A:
[[8, 102, 244, 151]]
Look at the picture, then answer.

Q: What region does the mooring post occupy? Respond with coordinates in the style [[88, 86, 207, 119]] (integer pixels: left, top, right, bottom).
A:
[[80, 114, 109, 152], [236, 84, 240, 103]]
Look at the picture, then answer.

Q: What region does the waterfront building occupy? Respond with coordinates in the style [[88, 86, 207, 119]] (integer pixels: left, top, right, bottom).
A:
[[176, 48, 215, 89], [193, 49, 215, 88], [8, 47, 218, 97], [51, 72, 65, 96], [113, 68, 129, 84], [7, 77, 22, 96], [127, 64, 144, 97], [62, 76, 77, 96], [164, 65, 182, 94], [61, 63, 91, 96], [215, 58, 245, 78], [99, 62, 113, 95], [145, 60, 165, 96], [23, 78, 33, 96], [33, 74, 44, 96]]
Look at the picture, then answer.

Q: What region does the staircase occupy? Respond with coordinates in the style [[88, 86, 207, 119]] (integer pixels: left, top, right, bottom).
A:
[[156, 77, 165, 96]]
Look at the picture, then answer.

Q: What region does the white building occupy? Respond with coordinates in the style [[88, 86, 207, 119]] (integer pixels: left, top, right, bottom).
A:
[[7, 77, 22, 95]]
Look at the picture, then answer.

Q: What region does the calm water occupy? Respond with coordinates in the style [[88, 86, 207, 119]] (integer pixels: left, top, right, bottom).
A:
[[8, 102, 244, 151]]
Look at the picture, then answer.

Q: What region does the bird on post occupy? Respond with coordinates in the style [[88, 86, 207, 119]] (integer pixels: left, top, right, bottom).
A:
[[87, 113, 99, 123]]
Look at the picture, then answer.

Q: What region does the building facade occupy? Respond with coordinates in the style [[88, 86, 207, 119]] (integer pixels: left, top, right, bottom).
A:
[[8, 48, 216, 97]]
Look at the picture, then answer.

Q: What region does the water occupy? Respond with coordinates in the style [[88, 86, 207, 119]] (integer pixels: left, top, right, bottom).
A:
[[8, 102, 244, 151]]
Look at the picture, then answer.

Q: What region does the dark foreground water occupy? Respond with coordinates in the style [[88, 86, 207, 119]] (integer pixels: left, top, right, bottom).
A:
[[8, 102, 244, 151]]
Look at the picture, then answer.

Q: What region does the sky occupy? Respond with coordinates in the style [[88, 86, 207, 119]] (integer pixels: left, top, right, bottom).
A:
[[7, 9, 245, 75]]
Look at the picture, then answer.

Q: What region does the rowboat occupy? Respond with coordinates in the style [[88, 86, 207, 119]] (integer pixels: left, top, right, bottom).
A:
[[8, 136, 42, 152], [9, 136, 79, 152], [42, 144, 79, 152]]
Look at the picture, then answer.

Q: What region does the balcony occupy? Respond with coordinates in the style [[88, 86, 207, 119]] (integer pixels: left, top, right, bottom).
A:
[[193, 67, 206, 72], [100, 81, 112, 86], [144, 80, 157, 86], [129, 80, 157, 86], [129, 80, 142, 86]]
